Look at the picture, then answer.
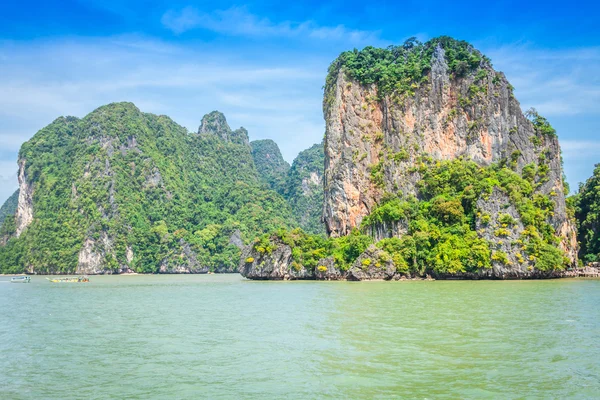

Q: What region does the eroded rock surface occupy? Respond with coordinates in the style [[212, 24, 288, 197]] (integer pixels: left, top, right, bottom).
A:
[[346, 245, 397, 281], [15, 160, 34, 237], [239, 239, 310, 280]]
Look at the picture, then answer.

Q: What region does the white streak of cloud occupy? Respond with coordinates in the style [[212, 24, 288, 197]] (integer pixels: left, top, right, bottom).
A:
[[561, 140, 600, 158], [485, 44, 600, 117], [0, 36, 328, 198], [0, 161, 18, 206], [161, 6, 379, 44]]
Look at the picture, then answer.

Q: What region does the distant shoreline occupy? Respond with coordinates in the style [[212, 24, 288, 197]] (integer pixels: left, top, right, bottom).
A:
[[0, 272, 238, 276], [2, 269, 599, 280]]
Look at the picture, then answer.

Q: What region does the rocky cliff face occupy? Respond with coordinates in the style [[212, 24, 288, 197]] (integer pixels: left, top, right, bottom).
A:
[[323, 37, 577, 267], [15, 160, 34, 237]]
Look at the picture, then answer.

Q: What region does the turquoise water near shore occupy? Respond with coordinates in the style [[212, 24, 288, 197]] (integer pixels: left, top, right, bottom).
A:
[[1, 275, 599, 399]]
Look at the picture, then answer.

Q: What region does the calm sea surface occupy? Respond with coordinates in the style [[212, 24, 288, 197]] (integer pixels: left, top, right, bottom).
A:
[[0, 275, 599, 399]]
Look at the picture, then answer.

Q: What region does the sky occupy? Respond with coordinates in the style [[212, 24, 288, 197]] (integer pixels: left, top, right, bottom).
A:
[[0, 0, 598, 205]]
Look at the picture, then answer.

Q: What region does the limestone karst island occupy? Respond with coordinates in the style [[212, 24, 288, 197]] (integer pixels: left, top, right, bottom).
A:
[[1, 2, 600, 398], [1, 38, 597, 280]]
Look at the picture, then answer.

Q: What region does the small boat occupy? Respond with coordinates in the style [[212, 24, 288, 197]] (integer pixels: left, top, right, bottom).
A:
[[10, 276, 31, 283], [47, 276, 90, 283]]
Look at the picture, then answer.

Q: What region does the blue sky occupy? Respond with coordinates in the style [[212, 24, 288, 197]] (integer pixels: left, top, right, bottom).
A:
[[0, 0, 598, 205]]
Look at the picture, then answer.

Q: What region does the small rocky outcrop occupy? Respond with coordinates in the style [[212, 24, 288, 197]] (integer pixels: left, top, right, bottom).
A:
[[314, 257, 344, 280], [239, 239, 311, 280], [198, 111, 249, 145], [346, 245, 397, 281], [240, 240, 411, 281]]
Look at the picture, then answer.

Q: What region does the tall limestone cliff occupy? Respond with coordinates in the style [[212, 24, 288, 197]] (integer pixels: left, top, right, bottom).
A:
[[240, 37, 578, 281], [0, 104, 295, 274], [322, 37, 577, 274]]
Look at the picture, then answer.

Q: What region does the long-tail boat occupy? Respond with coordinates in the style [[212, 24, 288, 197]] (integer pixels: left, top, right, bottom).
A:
[[47, 276, 90, 283]]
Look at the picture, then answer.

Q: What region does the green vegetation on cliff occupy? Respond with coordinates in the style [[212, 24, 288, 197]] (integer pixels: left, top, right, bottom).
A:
[[254, 228, 372, 272], [0, 104, 295, 274], [284, 143, 325, 235], [315, 34, 575, 278], [363, 158, 566, 274], [250, 139, 290, 194], [0, 190, 18, 227], [326, 36, 488, 99], [259, 158, 568, 277], [573, 164, 600, 263]]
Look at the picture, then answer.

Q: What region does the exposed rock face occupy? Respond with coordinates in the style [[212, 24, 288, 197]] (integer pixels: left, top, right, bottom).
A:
[[323, 41, 577, 265], [475, 188, 531, 277], [77, 234, 114, 275], [15, 160, 34, 237], [240, 241, 405, 281], [314, 257, 344, 280], [366, 220, 408, 243], [229, 230, 245, 250]]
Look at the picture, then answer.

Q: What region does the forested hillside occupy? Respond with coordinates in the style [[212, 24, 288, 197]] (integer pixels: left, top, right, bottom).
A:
[[250, 139, 290, 194], [0, 104, 299, 274], [0, 190, 18, 227], [573, 164, 600, 263], [284, 143, 325, 235]]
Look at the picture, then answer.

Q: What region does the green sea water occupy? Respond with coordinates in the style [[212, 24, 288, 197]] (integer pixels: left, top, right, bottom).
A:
[[1, 275, 598, 399]]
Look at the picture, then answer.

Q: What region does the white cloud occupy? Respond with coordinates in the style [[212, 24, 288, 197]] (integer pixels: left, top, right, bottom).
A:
[[483, 42, 600, 189], [161, 6, 379, 44], [0, 35, 329, 207], [0, 161, 18, 206], [0, 133, 29, 152], [485, 44, 600, 117], [561, 140, 600, 159], [0, 160, 17, 180], [2, 33, 598, 203]]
